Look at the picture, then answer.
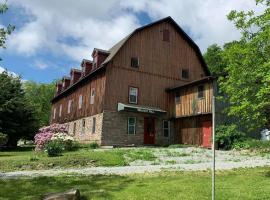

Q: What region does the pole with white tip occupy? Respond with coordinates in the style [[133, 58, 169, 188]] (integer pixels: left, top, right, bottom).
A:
[[212, 79, 216, 200]]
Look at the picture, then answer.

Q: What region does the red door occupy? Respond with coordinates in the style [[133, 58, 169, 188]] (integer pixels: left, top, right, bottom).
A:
[[144, 117, 155, 145], [202, 121, 212, 148]]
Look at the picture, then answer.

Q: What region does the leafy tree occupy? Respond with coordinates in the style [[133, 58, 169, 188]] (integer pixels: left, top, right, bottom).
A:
[[0, 71, 38, 147], [24, 81, 55, 127], [0, 2, 15, 50], [219, 0, 270, 131], [203, 44, 227, 76]]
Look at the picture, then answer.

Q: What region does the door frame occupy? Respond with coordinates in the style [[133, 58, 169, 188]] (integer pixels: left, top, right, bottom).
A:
[[144, 117, 156, 145]]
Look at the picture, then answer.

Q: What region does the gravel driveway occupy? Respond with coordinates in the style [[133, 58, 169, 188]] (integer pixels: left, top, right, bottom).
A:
[[1, 147, 270, 179]]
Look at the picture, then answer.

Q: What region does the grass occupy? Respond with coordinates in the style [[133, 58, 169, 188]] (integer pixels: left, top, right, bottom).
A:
[[0, 147, 158, 172], [0, 167, 270, 199], [163, 150, 190, 157]]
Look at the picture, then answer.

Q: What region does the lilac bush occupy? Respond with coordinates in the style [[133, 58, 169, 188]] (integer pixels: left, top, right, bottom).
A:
[[34, 123, 69, 151]]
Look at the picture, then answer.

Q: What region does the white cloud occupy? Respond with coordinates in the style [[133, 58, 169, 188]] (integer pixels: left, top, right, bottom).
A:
[[0, 66, 26, 81], [6, 0, 265, 64]]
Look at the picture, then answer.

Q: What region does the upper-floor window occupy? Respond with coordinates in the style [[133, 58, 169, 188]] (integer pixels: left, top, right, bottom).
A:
[[181, 69, 189, 79], [127, 117, 136, 134], [163, 120, 170, 137], [78, 94, 83, 109], [163, 29, 170, 42], [131, 57, 139, 68], [90, 89, 95, 104], [92, 117, 96, 134], [68, 99, 73, 113], [129, 87, 138, 104], [175, 91, 181, 103], [198, 85, 204, 99], [53, 108, 56, 119], [59, 104, 62, 117]]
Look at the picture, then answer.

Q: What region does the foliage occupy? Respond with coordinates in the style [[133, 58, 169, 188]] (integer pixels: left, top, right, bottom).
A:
[[215, 125, 245, 149], [0, 2, 15, 51], [233, 139, 270, 150], [24, 81, 55, 127], [1, 167, 270, 199], [125, 149, 156, 162], [44, 140, 64, 157], [219, 1, 270, 131], [0, 71, 38, 147], [203, 44, 227, 76], [168, 144, 193, 148], [89, 142, 99, 149], [34, 123, 69, 151], [0, 132, 8, 146]]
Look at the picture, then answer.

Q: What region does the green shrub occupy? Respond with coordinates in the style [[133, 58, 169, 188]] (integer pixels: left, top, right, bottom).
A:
[[233, 139, 270, 150], [44, 140, 64, 157], [89, 142, 99, 149], [215, 125, 245, 150], [0, 132, 8, 146]]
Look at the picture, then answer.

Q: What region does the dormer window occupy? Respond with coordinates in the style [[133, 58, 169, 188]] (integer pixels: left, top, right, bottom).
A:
[[163, 29, 170, 42], [181, 69, 189, 79], [131, 57, 139, 68]]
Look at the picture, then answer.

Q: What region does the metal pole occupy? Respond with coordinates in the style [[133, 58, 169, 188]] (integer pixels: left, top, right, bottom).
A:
[[212, 79, 216, 200]]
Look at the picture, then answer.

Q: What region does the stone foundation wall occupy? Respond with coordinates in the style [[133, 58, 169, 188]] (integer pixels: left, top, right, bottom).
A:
[[101, 110, 174, 146], [67, 113, 103, 144]]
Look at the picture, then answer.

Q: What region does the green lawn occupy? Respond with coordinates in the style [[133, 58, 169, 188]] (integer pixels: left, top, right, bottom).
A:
[[0, 167, 270, 200], [0, 147, 156, 172]]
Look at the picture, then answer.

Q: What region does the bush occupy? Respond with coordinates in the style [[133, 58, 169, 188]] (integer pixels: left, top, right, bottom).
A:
[[0, 132, 8, 146], [89, 142, 99, 149], [44, 140, 64, 157], [233, 139, 270, 150], [215, 125, 245, 150]]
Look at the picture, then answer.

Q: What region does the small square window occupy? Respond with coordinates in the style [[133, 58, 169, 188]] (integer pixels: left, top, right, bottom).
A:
[[182, 69, 189, 79], [127, 117, 136, 134], [163, 29, 170, 42], [131, 57, 139, 68], [198, 85, 204, 99], [129, 87, 138, 104], [175, 91, 181, 103], [163, 120, 170, 137]]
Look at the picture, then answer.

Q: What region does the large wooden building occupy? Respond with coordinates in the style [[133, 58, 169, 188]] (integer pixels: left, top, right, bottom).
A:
[[51, 16, 214, 147]]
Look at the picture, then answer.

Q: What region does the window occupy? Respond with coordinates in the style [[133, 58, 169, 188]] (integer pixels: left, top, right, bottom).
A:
[[78, 94, 83, 109], [163, 120, 170, 137], [90, 89, 95, 104], [81, 119, 85, 135], [198, 85, 204, 99], [59, 104, 62, 117], [92, 117, 96, 134], [131, 57, 139, 68], [53, 108, 56, 119], [129, 87, 138, 104], [163, 29, 170, 42], [68, 99, 73, 113], [175, 91, 181, 103], [182, 69, 189, 79], [73, 122, 76, 135], [127, 117, 136, 134]]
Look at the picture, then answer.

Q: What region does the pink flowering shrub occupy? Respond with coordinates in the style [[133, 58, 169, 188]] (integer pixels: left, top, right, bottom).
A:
[[34, 123, 69, 151]]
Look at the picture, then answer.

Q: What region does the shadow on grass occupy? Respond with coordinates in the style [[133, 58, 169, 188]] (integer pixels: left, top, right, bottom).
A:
[[0, 175, 133, 200]]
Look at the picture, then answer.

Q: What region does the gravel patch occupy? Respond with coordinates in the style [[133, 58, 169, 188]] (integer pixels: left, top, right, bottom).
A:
[[1, 147, 270, 179]]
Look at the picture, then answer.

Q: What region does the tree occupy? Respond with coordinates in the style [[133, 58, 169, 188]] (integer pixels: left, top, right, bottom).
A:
[[219, 0, 270, 131], [0, 2, 15, 50], [24, 81, 55, 127], [203, 44, 227, 76], [0, 71, 38, 147]]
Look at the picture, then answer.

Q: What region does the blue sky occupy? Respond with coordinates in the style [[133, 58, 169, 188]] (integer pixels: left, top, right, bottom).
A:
[[0, 0, 262, 83]]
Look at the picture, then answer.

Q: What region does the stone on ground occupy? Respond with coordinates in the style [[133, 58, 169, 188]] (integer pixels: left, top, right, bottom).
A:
[[43, 189, 80, 200]]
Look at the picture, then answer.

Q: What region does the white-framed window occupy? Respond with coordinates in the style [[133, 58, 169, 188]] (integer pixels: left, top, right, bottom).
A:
[[127, 117, 136, 134], [53, 108, 56, 119], [90, 89, 95, 104], [81, 119, 85, 135], [78, 94, 83, 109], [129, 87, 138, 104], [59, 104, 62, 117], [68, 99, 73, 113], [92, 117, 96, 134], [163, 120, 170, 137]]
